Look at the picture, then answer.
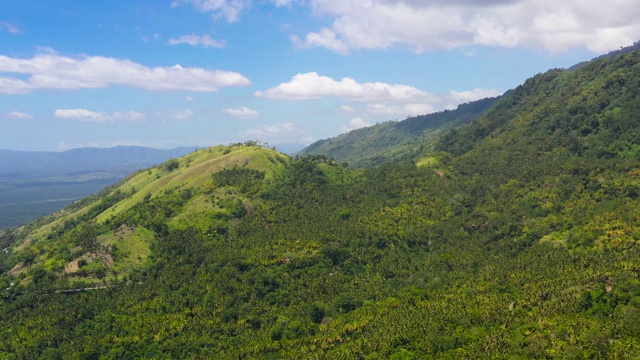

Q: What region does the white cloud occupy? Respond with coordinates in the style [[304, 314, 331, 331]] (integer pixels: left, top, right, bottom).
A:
[[367, 103, 436, 117], [255, 72, 430, 101], [221, 106, 260, 119], [0, 21, 20, 34], [242, 122, 312, 143], [112, 110, 146, 122], [294, 0, 640, 53], [449, 88, 503, 104], [54, 109, 112, 124], [170, 0, 249, 22], [171, 0, 293, 21], [0, 50, 250, 94], [257, 72, 501, 119], [339, 105, 356, 113], [54, 109, 147, 124], [2, 110, 33, 120], [161, 109, 195, 121], [168, 34, 226, 48], [341, 117, 371, 133], [167, 0, 640, 54], [273, 0, 294, 6], [291, 28, 349, 54]]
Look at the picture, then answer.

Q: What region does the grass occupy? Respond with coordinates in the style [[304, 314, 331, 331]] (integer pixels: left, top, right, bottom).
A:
[[5, 145, 292, 287], [98, 226, 153, 277], [95, 146, 289, 223], [415, 156, 439, 168]]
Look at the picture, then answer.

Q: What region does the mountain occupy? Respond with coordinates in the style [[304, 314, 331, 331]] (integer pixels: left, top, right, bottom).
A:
[[2, 51, 640, 358], [273, 143, 308, 155], [0, 146, 198, 230], [567, 40, 640, 71], [0, 145, 198, 179], [298, 96, 499, 167]]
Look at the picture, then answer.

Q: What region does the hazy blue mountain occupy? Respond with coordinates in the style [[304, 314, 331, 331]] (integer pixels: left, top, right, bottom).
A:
[[0, 145, 198, 179], [0, 145, 198, 229], [273, 143, 308, 155]]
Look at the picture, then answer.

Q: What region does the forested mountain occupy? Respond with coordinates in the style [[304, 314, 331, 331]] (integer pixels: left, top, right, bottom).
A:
[[568, 41, 640, 71], [298, 96, 499, 167], [1, 51, 640, 358]]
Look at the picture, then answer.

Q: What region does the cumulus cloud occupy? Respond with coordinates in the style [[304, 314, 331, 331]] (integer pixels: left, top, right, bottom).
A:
[[449, 88, 503, 104], [257, 72, 501, 119], [341, 117, 371, 133], [169, 0, 640, 53], [0, 21, 20, 34], [221, 106, 260, 119], [293, 0, 640, 53], [291, 29, 349, 54], [54, 109, 146, 124], [168, 34, 226, 48], [2, 110, 33, 120], [242, 122, 312, 143], [0, 50, 250, 94], [255, 72, 430, 101]]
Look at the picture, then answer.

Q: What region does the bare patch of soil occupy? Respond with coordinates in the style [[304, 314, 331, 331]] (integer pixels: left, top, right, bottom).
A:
[[64, 250, 114, 275]]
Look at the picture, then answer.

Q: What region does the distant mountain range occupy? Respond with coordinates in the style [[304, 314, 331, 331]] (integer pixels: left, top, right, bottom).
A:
[[0, 145, 198, 229], [0, 145, 199, 180]]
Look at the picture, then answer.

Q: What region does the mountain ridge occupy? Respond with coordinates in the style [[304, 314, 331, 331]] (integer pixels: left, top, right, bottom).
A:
[[299, 96, 499, 167], [0, 145, 199, 230], [1, 49, 640, 358], [0, 145, 199, 178]]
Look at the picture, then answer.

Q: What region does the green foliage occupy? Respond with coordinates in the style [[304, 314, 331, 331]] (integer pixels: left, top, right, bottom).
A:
[[3, 51, 640, 358], [163, 159, 180, 172], [300, 97, 499, 167], [212, 167, 265, 195]]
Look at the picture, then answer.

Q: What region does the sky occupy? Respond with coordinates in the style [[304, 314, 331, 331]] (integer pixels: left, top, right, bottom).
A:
[[1, 0, 639, 151]]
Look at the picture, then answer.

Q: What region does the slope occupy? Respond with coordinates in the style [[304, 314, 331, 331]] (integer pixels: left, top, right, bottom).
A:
[[431, 49, 640, 254], [298, 97, 499, 167], [1, 52, 640, 359], [0, 143, 295, 287]]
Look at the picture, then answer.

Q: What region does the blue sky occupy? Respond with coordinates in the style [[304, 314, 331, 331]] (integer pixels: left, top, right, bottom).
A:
[[1, 0, 639, 151]]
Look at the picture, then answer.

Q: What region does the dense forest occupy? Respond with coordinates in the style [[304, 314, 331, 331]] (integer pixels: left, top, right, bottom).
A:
[[299, 97, 499, 168], [1, 50, 640, 358]]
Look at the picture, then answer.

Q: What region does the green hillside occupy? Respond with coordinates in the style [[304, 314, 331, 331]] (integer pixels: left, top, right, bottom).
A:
[[1, 51, 640, 358], [0, 143, 293, 287], [299, 96, 499, 167]]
